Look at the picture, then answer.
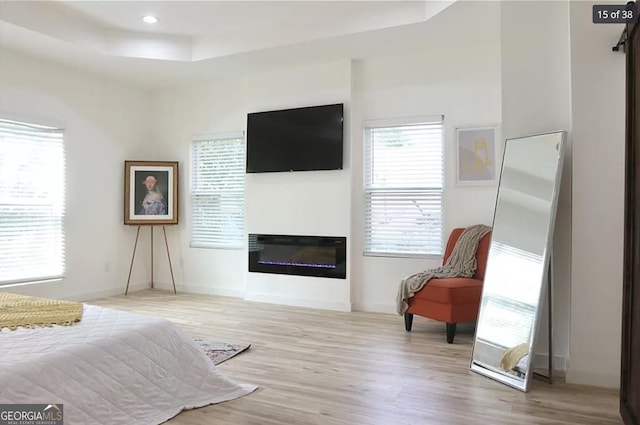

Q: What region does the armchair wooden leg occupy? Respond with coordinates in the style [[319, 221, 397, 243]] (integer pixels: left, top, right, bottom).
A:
[[446, 323, 457, 344], [404, 313, 414, 331]]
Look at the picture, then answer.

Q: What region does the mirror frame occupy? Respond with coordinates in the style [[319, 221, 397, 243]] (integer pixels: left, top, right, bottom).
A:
[[469, 130, 566, 392]]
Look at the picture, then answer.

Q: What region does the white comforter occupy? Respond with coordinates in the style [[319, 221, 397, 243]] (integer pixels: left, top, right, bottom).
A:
[[0, 304, 257, 424]]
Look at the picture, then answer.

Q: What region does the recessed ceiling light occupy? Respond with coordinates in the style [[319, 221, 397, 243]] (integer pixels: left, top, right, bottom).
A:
[[142, 15, 158, 24]]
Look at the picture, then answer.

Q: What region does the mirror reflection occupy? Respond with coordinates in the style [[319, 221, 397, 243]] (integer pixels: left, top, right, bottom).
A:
[[470, 131, 565, 391]]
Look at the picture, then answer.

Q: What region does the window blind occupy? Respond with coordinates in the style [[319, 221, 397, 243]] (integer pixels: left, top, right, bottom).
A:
[[364, 118, 444, 256], [0, 119, 65, 285], [191, 134, 245, 249]]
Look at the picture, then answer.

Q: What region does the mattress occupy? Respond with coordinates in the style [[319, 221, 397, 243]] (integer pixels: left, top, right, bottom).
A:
[[0, 304, 257, 425]]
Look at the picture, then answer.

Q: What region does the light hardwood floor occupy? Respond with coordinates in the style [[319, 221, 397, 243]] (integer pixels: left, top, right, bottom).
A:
[[90, 290, 621, 425]]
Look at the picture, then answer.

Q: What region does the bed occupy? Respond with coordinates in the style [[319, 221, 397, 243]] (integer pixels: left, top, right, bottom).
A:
[[0, 303, 257, 425]]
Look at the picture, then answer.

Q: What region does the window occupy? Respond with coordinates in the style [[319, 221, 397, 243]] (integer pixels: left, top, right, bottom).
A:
[[364, 117, 444, 256], [191, 133, 245, 249], [0, 119, 65, 284]]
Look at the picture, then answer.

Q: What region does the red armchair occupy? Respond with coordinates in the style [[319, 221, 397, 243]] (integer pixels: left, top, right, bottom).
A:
[[404, 227, 492, 343]]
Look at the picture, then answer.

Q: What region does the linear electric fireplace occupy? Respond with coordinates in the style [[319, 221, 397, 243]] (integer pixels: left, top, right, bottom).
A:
[[248, 234, 346, 279]]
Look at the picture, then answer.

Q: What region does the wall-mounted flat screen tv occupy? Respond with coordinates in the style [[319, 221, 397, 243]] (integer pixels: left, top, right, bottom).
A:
[[246, 103, 344, 173]]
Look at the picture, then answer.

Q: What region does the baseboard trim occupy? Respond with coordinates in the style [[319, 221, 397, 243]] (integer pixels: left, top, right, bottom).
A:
[[181, 284, 244, 298], [244, 292, 352, 312], [566, 368, 620, 389], [352, 302, 396, 315], [61, 287, 128, 302], [533, 353, 568, 372]]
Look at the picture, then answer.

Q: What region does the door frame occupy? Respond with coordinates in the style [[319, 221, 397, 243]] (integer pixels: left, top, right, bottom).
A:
[[621, 16, 639, 425]]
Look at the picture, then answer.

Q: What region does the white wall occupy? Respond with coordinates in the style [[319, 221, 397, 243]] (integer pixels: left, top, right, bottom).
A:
[[352, 1, 502, 313], [148, 75, 248, 297], [0, 49, 151, 300], [149, 2, 502, 313], [149, 59, 354, 310], [568, 0, 625, 388]]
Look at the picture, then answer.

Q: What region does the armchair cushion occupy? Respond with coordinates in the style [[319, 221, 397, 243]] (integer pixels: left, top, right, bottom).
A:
[[412, 277, 483, 304]]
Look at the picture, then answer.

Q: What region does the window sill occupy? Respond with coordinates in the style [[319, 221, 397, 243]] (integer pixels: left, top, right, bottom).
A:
[[0, 276, 64, 287]]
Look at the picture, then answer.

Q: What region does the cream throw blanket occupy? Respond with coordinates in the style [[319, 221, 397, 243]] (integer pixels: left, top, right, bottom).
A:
[[396, 224, 492, 315]]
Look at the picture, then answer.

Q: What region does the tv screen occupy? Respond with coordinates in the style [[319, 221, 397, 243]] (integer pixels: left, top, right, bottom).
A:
[[246, 103, 344, 173]]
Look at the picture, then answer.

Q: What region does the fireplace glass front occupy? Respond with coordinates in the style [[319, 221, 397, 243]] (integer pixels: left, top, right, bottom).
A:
[[248, 234, 346, 279]]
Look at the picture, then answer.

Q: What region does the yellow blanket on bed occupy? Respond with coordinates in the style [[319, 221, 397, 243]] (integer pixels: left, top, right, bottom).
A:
[[0, 292, 83, 330]]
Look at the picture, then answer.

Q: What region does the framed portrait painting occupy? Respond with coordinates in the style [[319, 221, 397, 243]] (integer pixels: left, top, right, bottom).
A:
[[124, 160, 178, 225], [455, 125, 500, 186]]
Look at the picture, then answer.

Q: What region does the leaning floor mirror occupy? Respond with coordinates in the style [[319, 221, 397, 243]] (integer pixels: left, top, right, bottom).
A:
[[470, 130, 565, 392]]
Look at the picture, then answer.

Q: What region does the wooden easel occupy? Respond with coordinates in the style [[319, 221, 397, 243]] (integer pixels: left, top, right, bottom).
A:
[[124, 225, 177, 295]]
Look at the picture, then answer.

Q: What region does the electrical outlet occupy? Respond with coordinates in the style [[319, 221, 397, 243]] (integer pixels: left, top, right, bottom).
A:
[[104, 262, 110, 272], [180, 257, 184, 267]]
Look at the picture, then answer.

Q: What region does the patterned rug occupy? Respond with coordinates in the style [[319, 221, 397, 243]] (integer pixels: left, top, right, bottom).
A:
[[194, 338, 251, 365]]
